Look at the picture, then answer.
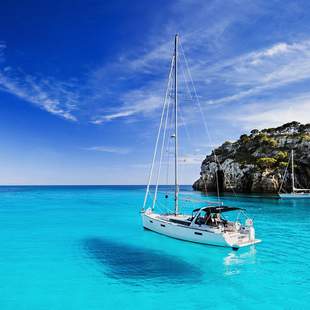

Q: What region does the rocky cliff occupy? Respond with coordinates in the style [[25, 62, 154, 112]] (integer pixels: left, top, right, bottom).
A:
[[193, 122, 310, 194]]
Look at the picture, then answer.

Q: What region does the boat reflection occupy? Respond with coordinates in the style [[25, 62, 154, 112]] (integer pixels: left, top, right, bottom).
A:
[[223, 246, 257, 276]]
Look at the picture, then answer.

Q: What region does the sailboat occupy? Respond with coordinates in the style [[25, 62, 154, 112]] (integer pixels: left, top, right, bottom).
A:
[[279, 150, 310, 199], [140, 35, 261, 250]]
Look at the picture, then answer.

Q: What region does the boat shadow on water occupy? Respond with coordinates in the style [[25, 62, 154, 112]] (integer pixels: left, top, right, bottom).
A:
[[82, 237, 203, 284]]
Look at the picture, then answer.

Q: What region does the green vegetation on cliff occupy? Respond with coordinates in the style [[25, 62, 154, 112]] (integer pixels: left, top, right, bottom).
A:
[[194, 121, 310, 193]]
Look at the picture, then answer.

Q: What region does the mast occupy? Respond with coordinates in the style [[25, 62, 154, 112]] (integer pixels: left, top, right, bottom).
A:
[[174, 34, 179, 215], [291, 149, 295, 192]]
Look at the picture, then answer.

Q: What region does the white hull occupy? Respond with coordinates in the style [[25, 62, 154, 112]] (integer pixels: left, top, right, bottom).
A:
[[142, 211, 260, 249], [279, 193, 310, 199], [140, 36, 261, 250]]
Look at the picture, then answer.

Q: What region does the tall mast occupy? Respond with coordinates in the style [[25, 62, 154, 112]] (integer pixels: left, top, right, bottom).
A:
[[291, 149, 295, 192], [174, 34, 179, 215]]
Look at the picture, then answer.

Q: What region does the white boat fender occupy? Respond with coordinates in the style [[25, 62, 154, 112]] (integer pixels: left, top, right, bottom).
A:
[[249, 227, 255, 241], [234, 221, 241, 231]]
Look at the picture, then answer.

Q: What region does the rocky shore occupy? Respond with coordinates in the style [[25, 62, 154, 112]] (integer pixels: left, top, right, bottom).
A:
[[193, 122, 310, 194]]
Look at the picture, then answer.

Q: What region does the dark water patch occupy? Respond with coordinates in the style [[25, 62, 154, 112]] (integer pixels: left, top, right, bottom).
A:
[[79, 199, 108, 206], [83, 237, 202, 284]]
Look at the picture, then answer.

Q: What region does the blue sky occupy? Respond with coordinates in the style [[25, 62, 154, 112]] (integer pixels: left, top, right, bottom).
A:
[[1, 0, 310, 185]]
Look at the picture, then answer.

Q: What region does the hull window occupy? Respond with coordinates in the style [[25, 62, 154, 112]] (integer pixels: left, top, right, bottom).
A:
[[194, 232, 202, 236]]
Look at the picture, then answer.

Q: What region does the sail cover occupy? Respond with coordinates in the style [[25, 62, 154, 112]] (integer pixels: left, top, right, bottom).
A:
[[193, 206, 245, 213]]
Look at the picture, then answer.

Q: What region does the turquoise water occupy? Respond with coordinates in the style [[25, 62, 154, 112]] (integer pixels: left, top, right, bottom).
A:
[[0, 186, 309, 310]]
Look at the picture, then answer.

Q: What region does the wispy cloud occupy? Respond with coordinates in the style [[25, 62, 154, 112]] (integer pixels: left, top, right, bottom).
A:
[[250, 42, 304, 62], [1, 0, 309, 129], [0, 68, 78, 121], [204, 40, 310, 105], [91, 88, 164, 124], [89, 0, 264, 124], [0, 42, 6, 62], [220, 92, 310, 129], [83, 145, 131, 154]]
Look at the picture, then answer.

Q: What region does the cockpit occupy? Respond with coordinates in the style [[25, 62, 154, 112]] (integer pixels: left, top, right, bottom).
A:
[[190, 206, 245, 228]]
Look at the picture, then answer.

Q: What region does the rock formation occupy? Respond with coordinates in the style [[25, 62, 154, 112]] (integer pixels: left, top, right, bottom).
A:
[[193, 122, 310, 193]]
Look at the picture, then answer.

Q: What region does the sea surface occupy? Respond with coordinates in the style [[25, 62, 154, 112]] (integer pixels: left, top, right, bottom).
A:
[[0, 185, 309, 310]]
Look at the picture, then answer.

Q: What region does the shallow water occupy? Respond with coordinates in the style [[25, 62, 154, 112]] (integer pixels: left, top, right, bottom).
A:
[[0, 186, 309, 309]]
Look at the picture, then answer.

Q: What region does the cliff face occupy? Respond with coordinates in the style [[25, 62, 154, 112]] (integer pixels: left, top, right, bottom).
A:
[[193, 122, 310, 193]]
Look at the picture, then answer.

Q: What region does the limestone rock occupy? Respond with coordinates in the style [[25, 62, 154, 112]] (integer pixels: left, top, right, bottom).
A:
[[193, 122, 310, 193]]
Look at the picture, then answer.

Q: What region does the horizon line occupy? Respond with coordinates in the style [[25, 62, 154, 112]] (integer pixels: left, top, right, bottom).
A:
[[0, 184, 194, 186]]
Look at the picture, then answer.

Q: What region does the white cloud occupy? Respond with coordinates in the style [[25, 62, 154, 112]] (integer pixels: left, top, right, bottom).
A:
[[84, 36, 310, 129], [83, 145, 131, 154], [1, 1, 308, 128], [251, 42, 296, 61], [91, 87, 165, 124], [88, 0, 264, 124], [0, 40, 78, 121], [0, 42, 6, 62], [126, 41, 172, 74], [220, 93, 310, 129], [204, 40, 310, 105], [0, 69, 78, 121]]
